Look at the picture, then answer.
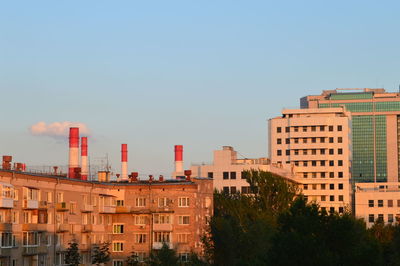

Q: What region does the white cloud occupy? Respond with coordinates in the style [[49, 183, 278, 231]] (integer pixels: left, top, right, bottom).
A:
[[29, 121, 91, 138]]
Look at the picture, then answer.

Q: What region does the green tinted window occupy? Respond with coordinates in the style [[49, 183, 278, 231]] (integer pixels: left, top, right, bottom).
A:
[[329, 93, 373, 100]]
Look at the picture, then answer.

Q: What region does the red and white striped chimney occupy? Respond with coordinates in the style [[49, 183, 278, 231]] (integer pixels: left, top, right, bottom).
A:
[[68, 127, 80, 179], [174, 145, 183, 176], [121, 144, 128, 180], [81, 137, 88, 180]]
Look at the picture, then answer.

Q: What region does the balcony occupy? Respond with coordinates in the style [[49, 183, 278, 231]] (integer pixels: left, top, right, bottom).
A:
[[56, 202, 69, 211], [22, 223, 48, 232], [23, 200, 38, 209], [23, 246, 47, 256], [81, 204, 93, 213], [56, 224, 69, 233], [152, 242, 173, 249], [0, 223, 12, 231], [0, 247, 11, 257], [116, 206, 131, 213], [99, 206, 116, 214], [0, 198, 13, 209], [153, 224, 173, 231], [38, 201, 48, 209]]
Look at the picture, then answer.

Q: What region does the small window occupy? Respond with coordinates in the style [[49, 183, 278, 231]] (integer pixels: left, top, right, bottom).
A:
[[339, 207, 344, 213], [312, 184, 317, 190], [312, 149, 316, 155], [338, 149, 343, 155], [330, 195, 334, 202], [230, 187, 237, 194], [338, 160, 343, 166], [303, 126, 307, 132], [294, 138, 299, 144], [277, 139, 282, 144], [320, 126, 325, 131], [378, 200, 384, 207], [178, 197, 190, 207], [285, 127, 290, 133], [303, 173, 308, 178], [277, 127, 281, 133], [285, 138, 290, 144], [368, 200, 374, 207], [321, 172, 326, 178], [320, 137, 325, 143], [338, 137, 343, 143], [303, 150, 308, 155], [321, 184, 326, 190], [112, 242, 124, 252], [312, 137, 316, 143], [223, 187, 229, 194], [321, 195, 326, 201], [303, 161, 308, 166], [329, 184, 334, 190], [329, 161, 334, 166], [329, 149, 334, 155], [338, 183, 343, 190], [330, 172, 334, 178], [303, 184, 308, 190], [303, 138, 308, 143], [294, 127, 299, 132], [339, 195, 344, 201], [329, 207, 335, 213], [320, 149, 325, 155], [388, 200, 393, 207], [369, 214, 374, 223], [230, 172, 236, 180], [223, 172, 229, 179], [398, 199, 400, 207], [311, 126, 316, 132], [286, 150, 290, 156], [378, 214, 384, 223], [388, 214, 394, 223], [329, 137, 334, 143], [312, 161, 317, 167], [338, 172, 343, 178], [178, 215, 190, 225], [277, 150, 282, 156], [113, 224, 124, 234], [320, 161, 326, 166], [207, 172, 213, 179], [329, 126, 334, 131], [337, 125, 342, 131], [294, 150, 299, 155]]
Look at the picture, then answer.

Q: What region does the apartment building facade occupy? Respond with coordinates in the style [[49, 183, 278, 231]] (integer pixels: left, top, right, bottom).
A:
[[190, 146, 296, 194], [0, 170, 213, 266], [301, 88, 400, 182], [268, 108, 352, 213]]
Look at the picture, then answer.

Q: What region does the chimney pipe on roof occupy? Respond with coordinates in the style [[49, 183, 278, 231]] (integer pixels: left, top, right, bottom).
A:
[[174, 145, 184, 178], [81, 137, 88, 180], [121, 144, 128, 181], [68, 128, 80, 179]]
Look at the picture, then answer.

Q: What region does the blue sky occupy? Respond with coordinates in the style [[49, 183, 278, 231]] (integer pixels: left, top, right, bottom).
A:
[[1, 1, 400, 177]]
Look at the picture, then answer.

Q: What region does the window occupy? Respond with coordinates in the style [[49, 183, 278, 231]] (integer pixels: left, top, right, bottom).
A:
[[1, 232, 13, 247], [207, 172, 213, 178], [223, 172, 229, 179], [241, 186, 251, 194], [329, 149, 334, 155], [312, 172, 317, 178], [320, 137, 325, 143], [339, 195, 344, 201], [312, 137, 316, 143], [378, 214, 384, 223], [230, 172, 236, 180], [179, 253, 190, 262], [338, 137, 343, 143], [303, 138, 307, 143], [178, 215, 190, 225], [277, 127, 281, 133], [223, 187, 229, 194], [113, 260, 124, 266], [338, 160, 343, 166], [285, 127, 290, 133], [112, 242, 124, 252], [338, 149, 343, 155], [135, 234, 147, 243], [312, 184, 317, 190], [294, 127, 299, 132], [69, 202, 76, 214], [154, 232, 170, 243], [135, 215, 147, 225], [320, 149, 325, 155], [321, 195, 326, 201], [24, 187, 39, 201], [177, 233, 189, 243], [338, 184, 343, 190], [294, 138, 299, 143], [369, 214, 374, 223], [230, 187, 237, 194], [311, 126, 316, 132], [320, 126, 325, 131], [330, 195, 334, 202], [368, 200, 374, 207], [329, 184, 334, 190], [303, 150, 308, 156], [321, 172, 326, 178], [320, 161, 326, 166], [303, 173, 308, 178], [337, 125, 342, 131], [285, 150, 290, 156], [154, 214, 170, 224], [303, 126, 307, 132], [241, 171, 246, 179], [312, 149, 317, 155], [321, 184, 326, 190], [329, 207, 335, 213], [285, 138, 290, 144], [312, 161, 317, 167], [338, 207, 344, 214], [303, 184, 308, 190], [388, 214, 394, 223], [116, 200, 124, 206], [388, 200, 393, 207], [135, 198, 146, 207], [23, 232, 39, 247], [329, 137, 334, 143], [277, 138, 282, 144], [113, 224, 124, 234], [329, 161, 334, 166], [338, 172, 343, 178], [329, 126, 334, 131], [158, 197, 168, 207], [378, 200, 384, 207], [178, 197, 189, 207], [294, 150, 299, 155]]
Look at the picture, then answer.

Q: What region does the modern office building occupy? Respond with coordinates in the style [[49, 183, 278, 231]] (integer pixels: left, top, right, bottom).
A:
[[301, 88, 400, 183], [0, 169, 213, 266], [268, 108, 353, 213]]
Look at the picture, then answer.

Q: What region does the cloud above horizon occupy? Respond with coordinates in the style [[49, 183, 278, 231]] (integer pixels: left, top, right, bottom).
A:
[[29, 121, 91, 139]]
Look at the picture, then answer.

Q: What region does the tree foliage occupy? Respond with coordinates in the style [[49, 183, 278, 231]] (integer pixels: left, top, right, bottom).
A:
[[147, 243, 179, 266], [92, 242, 111, 265], [64, 240, 81, 266]]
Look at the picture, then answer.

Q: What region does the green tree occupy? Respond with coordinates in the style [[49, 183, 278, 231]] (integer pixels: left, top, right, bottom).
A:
[[147, 243, 179, 266], [92, 242, 111, 265], [64, 240, 81, 266], [126, 252, 140, 266]]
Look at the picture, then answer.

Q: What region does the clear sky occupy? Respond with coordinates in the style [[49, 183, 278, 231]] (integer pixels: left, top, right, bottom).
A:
[[1, 1, 400, 177]]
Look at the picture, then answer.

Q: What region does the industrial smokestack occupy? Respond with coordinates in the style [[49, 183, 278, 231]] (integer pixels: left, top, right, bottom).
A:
[[174, 145, 183, 177], [68, 127, 80, 179], [81, 137, 88, 180], [121, 144, 128, 180]]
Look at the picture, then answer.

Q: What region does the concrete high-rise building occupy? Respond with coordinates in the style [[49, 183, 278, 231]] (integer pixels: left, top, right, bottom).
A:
[[301, 88, 400, 183], [268, 108, 352, 213]]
